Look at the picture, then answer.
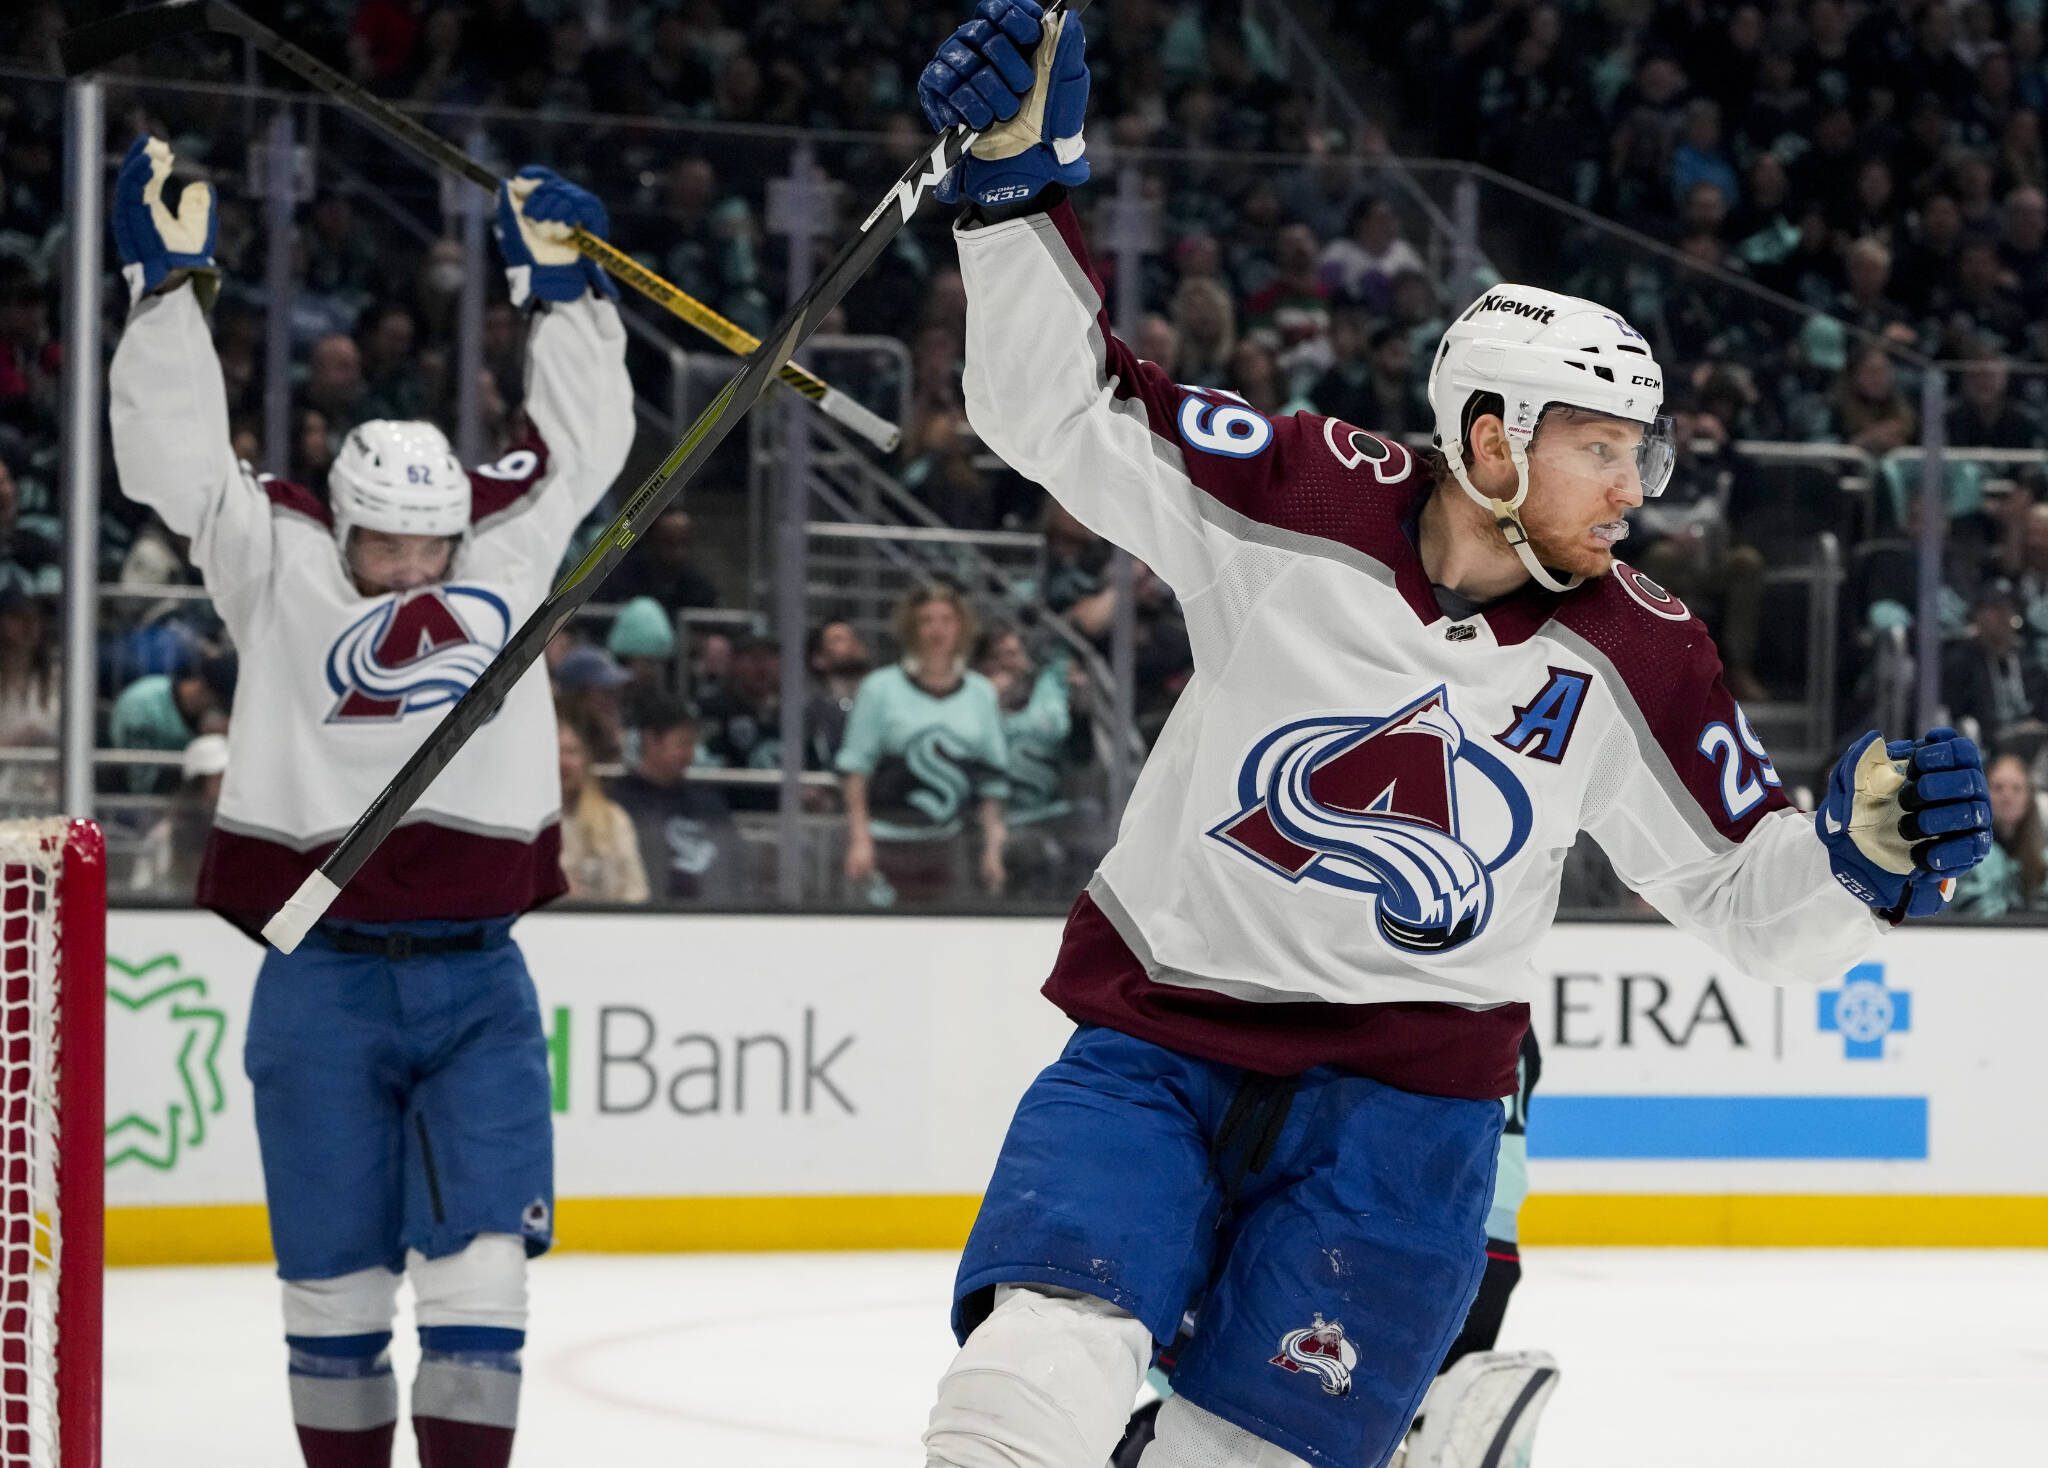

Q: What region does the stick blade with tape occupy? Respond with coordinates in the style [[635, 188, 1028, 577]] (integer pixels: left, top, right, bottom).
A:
[[60, 0, 219, 74]]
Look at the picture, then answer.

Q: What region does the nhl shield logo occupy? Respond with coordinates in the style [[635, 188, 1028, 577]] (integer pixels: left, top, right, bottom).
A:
[[1208, 686, 1532, 955], [1270, 1314, 1359, 1397]]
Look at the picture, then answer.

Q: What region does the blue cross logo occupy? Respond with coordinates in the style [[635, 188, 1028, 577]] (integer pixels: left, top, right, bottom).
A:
[[1818, 963, 1911, 1060]]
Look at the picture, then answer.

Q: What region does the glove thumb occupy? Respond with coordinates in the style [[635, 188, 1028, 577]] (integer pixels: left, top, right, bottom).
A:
[[142, 137, 213, 255], [1847, 735, 1914, 875]]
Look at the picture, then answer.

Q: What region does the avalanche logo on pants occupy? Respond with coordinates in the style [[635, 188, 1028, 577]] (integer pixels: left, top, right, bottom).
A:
[[1208, 687, 1531, 955], [325, 586, 512, 722], [1269, 1314, 1359, 1397]]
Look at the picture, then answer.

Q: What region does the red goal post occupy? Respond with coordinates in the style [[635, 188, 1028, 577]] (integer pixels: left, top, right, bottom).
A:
[[0, 820, 102, 1468]]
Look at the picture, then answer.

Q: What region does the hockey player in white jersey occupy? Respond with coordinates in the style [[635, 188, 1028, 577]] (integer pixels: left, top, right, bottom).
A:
[[107, 136, 633, 1468], [912, 5, 1993, 1466]]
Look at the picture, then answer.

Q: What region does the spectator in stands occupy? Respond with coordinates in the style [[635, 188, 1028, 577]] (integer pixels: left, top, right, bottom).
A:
[[109, 653, 234, 794], [301, 191, 381, 315], [1826, 344, 1917, 455], [838, 583, 1008, 905], [606, 596, 677, 707], [610, 694, 735, 902], [2002, 185, 2048, 314], [1671, 100, 1740, 214], [1835, 238, 1918, 346], [1949, 354, 2045, 450], [806, 618, 872, 766], [1226, 339, 1294, 416], [0, 451, 55, 584], [975, 623, 1091, 900], [0, 263, 58, 436], [1316, 196, 1424, 314], [0, 579, 56, 801], [1950, 751, 2048, 917], [1236, 220, 1335, 386], [555, 714, 649, 905], [553, 644, 632, 764], [1993, 500, 2048, 663], [356, 302, 427, 422], [128, 733, 229, 897], [603, 506, 719, 611], [1944, 581, 2048, 749], [690, 628, 734, 704], [299, 333, 366, 438], [1930, 237, 2029, 355], [902, 408, 999, 529], [1893, 193, 1966, 316], [1135, 316, 1180, 379], [1169, 276, 1236, 386], [698, 636, 787, 808], [1279, 128, 1371, 241], [289, 407, 336, 489], [1632, 396, 1769, 702], [1307, 305, 1375, 429]]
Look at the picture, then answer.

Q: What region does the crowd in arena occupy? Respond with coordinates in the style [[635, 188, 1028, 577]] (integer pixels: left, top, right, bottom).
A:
[[7, 0, 2048, 914]]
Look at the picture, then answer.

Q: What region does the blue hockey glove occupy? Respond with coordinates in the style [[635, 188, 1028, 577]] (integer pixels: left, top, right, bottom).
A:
[[918, 0, 1090, 210], [493, 165, 618, 307], [1816, 726, 1992, 920], [112, 135, 217, 305]]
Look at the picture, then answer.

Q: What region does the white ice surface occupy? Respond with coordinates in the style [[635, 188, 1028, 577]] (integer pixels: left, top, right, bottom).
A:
[[110, 1248, 2048, 1465]]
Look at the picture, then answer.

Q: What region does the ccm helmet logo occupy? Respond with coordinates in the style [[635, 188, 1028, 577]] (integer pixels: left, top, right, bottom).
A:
[[1466, 293, 1556, 326], [1631, 374, 1658, 386]]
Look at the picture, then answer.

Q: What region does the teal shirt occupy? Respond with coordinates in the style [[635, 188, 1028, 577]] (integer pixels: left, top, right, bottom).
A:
[[1949, 839, 2048, 919], [110, 674, 195, 793], [836, 665, 1010, 841], [1000, 658, 1074, 826]]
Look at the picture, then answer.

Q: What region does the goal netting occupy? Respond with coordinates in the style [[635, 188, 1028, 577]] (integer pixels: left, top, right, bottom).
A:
[[0, 821, 102, 1468]]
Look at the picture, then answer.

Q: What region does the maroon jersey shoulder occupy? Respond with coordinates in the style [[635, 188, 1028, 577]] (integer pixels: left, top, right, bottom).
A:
[[1556, 560, 1788, 841], [1555, 558, 1723, 695], [466, 427, 552, 524], [256, 473, 332, 528]]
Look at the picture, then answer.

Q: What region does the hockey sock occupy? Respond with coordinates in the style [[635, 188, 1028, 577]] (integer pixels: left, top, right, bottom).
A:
[[1438, 1241, 1520, 1373], [287, 1332, 397, 1468], [412, 1325, 522, 1468]]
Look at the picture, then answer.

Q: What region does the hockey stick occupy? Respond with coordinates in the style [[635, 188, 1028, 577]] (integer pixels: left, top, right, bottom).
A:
[[256, 0, 1092, 950], [61, 0, 902, 452]]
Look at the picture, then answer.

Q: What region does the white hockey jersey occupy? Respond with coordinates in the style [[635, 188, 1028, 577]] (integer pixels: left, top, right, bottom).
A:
[[957, 202, 1878, 1099], [109, 284, 634, 934]]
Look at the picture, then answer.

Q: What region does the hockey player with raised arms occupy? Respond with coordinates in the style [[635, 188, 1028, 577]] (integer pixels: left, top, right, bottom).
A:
[[107, 136, 633, 1468], [914, 5, 1993, 1467]]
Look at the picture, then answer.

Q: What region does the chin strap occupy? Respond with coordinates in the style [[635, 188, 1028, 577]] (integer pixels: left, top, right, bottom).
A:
[[1448, 443, 1583, 595]]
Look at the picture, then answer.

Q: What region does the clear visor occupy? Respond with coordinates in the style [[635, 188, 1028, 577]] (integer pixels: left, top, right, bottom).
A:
[[1529, 406, 1677, 500], [1637, 413, 1677, 499]]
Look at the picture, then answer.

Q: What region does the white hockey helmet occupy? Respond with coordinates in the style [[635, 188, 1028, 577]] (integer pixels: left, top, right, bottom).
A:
[[328, 420, 470, 556], [1427, 285, 1675, 592]]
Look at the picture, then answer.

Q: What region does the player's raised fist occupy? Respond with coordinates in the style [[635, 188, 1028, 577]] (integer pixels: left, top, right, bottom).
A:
[[493, 165, 618, 307], [1817, 726, 1992, 920], [918, 0, 1090, 210], [112, 135, 217, 305]]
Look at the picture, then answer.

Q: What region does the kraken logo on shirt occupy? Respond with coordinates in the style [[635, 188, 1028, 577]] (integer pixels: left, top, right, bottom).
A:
[[324, 586, 512, 722], [1208, 687, 1533, 956]]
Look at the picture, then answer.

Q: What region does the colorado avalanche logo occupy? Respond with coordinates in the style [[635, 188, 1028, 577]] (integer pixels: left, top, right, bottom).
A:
[[1269, 1314, 1358, 1397], [1208, 687, 1531, 955], [325, 586, 512, 722]]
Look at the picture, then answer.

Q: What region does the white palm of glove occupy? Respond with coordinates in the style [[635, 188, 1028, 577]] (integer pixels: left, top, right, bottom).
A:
[[139, 138, 214, 256], [971, 12, 1085, 166], [504, 174, 580, 266]]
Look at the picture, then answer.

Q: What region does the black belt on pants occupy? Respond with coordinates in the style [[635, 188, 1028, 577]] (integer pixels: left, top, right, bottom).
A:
[[322, 925, 489, 961]]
